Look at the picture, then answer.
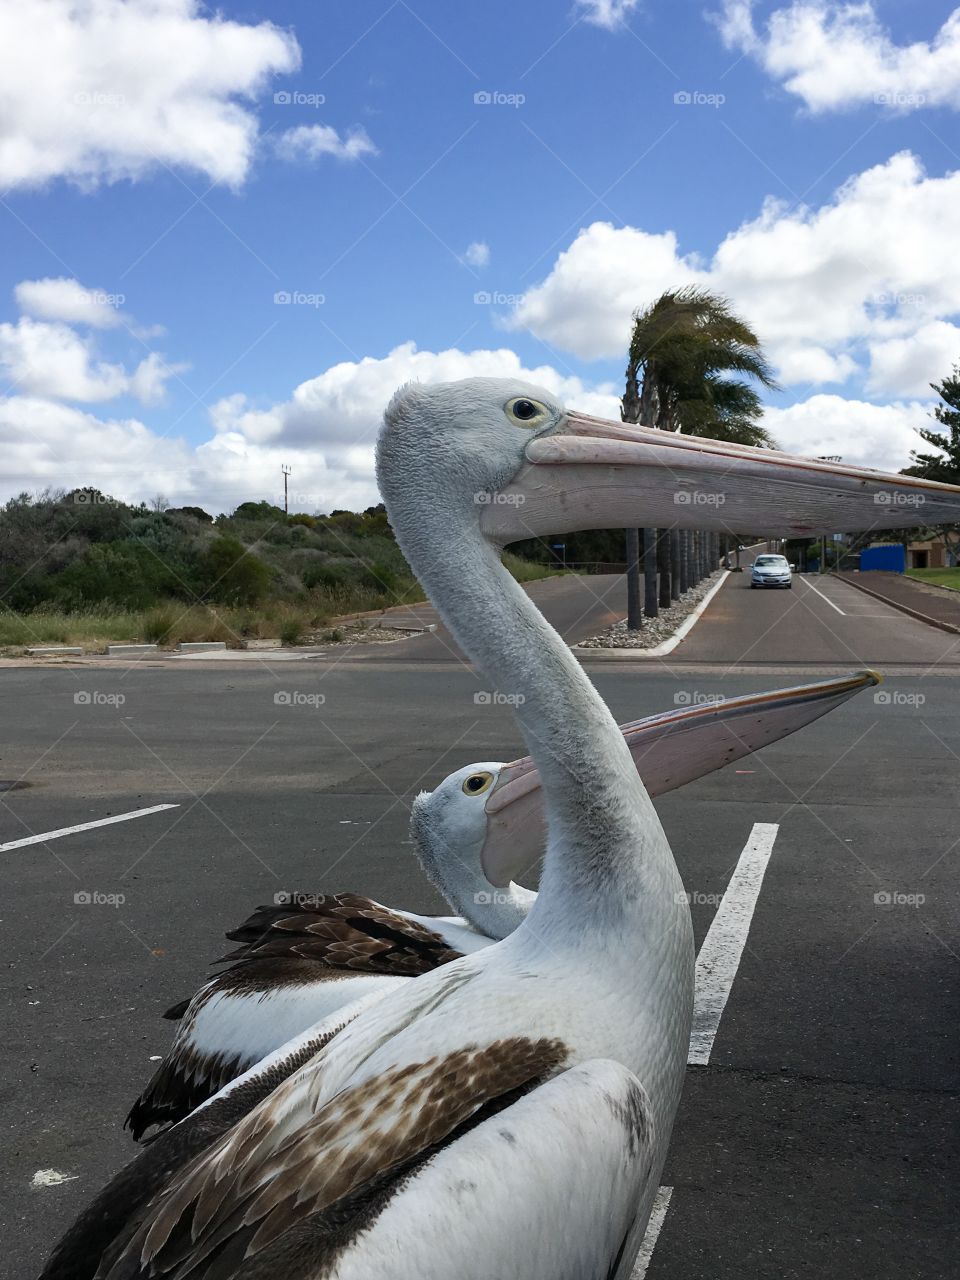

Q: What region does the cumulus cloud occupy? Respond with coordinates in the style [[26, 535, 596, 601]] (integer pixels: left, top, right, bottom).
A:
[[510, 152, 960, 397], [0, 0, 300, 189], [713, 2, 960, 113], [0, 342, 622, 513], [764, 394, 929, 472], [0, 318, 185, 404], [462, 241, 491, 269], [273, 124, 378, 164], [15, 277, 126, 329], [0, 281, 186, 405]]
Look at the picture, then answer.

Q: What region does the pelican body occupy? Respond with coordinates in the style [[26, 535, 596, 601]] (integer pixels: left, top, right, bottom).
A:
[[40, 380, 960, 1280]]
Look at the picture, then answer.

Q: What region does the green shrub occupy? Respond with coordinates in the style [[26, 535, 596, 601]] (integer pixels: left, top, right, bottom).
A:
[[279, 617, 304, 646], [197, 537, 271, 605]]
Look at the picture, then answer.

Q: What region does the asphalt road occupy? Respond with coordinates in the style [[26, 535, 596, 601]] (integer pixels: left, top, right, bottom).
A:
[[2, 575, 959, 1278]]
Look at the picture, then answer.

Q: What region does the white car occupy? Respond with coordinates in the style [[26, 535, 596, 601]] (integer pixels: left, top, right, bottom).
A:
[[751, 553, 793, 589]]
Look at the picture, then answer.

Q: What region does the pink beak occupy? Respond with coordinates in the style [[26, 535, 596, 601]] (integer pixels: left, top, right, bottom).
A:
[[480, 670, 880, 886], [479, 412, 960, 542]]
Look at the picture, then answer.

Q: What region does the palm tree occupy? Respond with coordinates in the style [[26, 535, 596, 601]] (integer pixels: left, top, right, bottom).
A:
[[621, 289, 779, 624]]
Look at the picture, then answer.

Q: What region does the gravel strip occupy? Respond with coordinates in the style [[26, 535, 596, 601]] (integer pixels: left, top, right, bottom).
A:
[[575, 571, 724, 650]]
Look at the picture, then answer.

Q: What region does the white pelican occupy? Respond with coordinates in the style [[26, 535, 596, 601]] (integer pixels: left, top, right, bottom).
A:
[[126, 671, 879, 1140], [42, 379, 959, 1280]]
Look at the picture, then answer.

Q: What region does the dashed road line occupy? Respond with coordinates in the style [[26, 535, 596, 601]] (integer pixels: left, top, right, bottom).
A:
[[799, 575, 846, 615], [689, 821, 780, 1065]]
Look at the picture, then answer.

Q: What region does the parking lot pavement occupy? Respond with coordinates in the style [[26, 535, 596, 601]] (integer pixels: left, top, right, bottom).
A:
[[3, 654, 958, 1277]]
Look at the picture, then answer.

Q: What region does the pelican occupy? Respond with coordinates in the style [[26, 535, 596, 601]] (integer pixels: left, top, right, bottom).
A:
[[42, 379, 960, 1280], [127, 671, 879, 1140]]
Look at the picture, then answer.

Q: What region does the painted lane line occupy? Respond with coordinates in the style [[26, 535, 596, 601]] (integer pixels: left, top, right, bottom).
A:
[[689, 821, 780, 1065], [0, 804, 179, 851], [799, 575, 846, 615], [631, 1186, 673, 1278]]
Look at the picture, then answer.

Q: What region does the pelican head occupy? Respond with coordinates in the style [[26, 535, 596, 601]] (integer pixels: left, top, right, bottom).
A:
[[410, 761, 533, 940], [378, 376, 960, 542]]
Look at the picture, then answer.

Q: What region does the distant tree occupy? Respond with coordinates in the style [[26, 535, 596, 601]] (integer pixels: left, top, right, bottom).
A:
[[620, 288, 778, 623], [167, 505, 214, 523], [902, 362, 960, 565], [231, 500, 287, 522], [150, 493, 169, 513]]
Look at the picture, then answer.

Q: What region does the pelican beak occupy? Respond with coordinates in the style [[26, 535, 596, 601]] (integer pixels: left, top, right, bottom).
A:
[[479, 411, 960, 541], [479, 670, 880, 886]]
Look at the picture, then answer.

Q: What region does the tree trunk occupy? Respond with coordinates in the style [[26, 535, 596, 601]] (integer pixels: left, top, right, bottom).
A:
[[670, 529, 681, 600], [657, 530, 671, 608], [625, 528, 642, 630], [643, 528, 658, 617], [680, 530, 690, 593]]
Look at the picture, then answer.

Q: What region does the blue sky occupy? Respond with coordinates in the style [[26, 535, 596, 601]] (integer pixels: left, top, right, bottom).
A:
[[2, 0, 960, 512]]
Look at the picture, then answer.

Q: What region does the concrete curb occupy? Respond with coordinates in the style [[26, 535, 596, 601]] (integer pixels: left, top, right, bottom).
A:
[[575, 572, 730, 661], [833, 573, 960, 637]]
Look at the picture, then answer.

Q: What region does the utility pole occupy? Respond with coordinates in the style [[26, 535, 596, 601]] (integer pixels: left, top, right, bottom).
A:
[[282, 464, 292, 515]]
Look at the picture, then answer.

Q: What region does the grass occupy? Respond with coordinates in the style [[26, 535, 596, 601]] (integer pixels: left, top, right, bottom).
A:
[[0, 559, 567, 653], [906, 567, 960, 591]]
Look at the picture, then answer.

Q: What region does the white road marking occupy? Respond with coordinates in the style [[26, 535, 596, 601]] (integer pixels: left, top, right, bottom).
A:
[[632, 1186, 673, 1277], [689, 821, 780, 1065], [799, 575, 846, 615], [0, 804, 179, 852]]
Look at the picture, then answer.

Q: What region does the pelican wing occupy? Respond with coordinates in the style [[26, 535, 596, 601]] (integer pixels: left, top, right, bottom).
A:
[[125, 891, 462, 1141], [103, 1035, 569, 1279], [482, 671, 877, 884], [330, 1059, 657, 1280]]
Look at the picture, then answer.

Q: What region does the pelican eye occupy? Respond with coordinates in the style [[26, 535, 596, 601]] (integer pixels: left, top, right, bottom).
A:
[[504, 396, 549, 427], [462, 770, 494, 796]]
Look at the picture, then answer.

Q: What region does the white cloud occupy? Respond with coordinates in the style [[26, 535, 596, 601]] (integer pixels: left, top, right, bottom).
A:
[[713, 2, 960, 113], [867, 321, 960, 398], [274, 124, 378, 164], [510, 153, 960, 397], [763, 394, 929, 472], [0, 342, 622, 513], [576, 1, 640, 29], [0, 318, 184, 406], [462, 241, 491, 269], [0, 0, 300, 189], [15, 277, 126, 328]]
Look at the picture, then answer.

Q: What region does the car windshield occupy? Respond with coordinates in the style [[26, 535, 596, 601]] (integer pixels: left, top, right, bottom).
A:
[[755, 556, 787, 566]]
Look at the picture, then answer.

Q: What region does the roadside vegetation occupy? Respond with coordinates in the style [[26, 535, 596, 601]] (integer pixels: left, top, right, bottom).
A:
[[906, 568, 960, 591], [0, 491, 559, 650]]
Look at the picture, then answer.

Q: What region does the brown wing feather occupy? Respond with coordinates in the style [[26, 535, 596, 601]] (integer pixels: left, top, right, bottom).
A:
[[108, 1037, 568, 1279], [220, 892, 463, 976]]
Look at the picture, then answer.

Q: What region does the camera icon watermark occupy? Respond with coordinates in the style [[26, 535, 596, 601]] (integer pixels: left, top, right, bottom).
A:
[[874, 91, 926, 107], [674, 490, 726, 507], [274, 90, 326, 107], [74, 690, 125, 707], [474, 690, 526, 707], [73, 489, 110, 505], [274, 290, 325, 307], [473, 490, 525, 506], [873, 490, 925, 507], [473, 290, 527, 306], [274, 691, 326, 707], [674, 90, 725, 107], [874, 889, 924, 907], [873, 690, 925, 707], [74, 890, 125, 907], [273, 891, 330, 907], [673, 690, 725, 707], [675, 890, 723, 906], [473, 90, 525, 108]]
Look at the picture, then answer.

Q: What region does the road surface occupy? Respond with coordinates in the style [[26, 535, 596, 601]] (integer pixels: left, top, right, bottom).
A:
[[2, 571, 958, 1278]]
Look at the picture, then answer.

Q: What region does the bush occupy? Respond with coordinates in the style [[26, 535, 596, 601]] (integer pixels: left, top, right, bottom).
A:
[[197, 537, 271, 605], [279, 617, 305, 646]]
